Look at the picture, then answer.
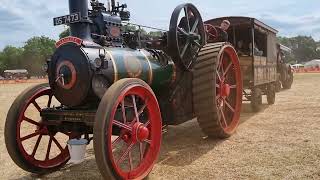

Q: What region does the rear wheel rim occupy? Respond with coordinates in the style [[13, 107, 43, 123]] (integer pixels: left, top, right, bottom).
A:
[[16, 87, 71, 168], [107, 85, 162, 179], [204, 24, 217, 42], [216, 46, 242, 133]]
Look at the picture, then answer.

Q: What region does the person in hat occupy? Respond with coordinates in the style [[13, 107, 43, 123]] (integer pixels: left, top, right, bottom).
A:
[[215, 19, 230, 42]]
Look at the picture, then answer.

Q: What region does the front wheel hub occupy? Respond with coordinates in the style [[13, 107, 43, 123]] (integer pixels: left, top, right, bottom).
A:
[[133, 122, 149, 143], [221, 83, 231, 97]]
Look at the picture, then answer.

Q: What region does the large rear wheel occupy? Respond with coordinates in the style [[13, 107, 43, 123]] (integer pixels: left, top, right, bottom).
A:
[[93, 78, 162, 180], [4, 83, 73, 174], [193, 43, 243, 138]]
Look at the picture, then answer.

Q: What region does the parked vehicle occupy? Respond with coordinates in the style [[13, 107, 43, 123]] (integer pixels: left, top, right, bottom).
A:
[[3, 69, 29, 79], [276, 43, 294, 90]]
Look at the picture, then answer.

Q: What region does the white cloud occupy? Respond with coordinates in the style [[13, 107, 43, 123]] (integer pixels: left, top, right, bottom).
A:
[[0, 0, 320, 50]]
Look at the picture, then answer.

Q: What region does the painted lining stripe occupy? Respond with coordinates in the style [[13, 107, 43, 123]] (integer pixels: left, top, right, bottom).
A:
[[106, 50, 118, 83]]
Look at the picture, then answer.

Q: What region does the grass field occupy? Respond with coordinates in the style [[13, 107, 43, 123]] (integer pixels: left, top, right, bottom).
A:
[[0, 73, 320, 179]]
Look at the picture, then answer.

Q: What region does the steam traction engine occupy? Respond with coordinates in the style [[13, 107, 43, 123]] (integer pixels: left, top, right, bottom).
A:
[[4, 0, 242, 179]]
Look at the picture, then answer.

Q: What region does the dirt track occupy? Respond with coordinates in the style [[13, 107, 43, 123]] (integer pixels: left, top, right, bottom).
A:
[[1, 73, 320, 179]]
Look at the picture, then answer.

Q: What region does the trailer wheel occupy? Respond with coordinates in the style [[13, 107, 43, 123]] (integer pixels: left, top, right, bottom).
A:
[[251, 87, 262, 112], [4, 83, 73, 174], [267, 84, 276, 105], [94, 78, 162, 180], [275, 80, 281, 92], [275, 74, 282, 92], [193, 43, 243, 138], [283, 71, 293, 89]]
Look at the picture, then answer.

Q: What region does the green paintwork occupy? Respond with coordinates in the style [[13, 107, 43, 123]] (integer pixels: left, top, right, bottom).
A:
[[105, 48, 175, 91]]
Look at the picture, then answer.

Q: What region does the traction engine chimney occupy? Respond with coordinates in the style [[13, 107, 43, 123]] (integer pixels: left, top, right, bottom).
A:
[[69, 0, 92, 40]]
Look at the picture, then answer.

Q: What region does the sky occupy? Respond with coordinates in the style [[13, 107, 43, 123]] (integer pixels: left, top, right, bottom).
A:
[[0, 0, 320, 50]]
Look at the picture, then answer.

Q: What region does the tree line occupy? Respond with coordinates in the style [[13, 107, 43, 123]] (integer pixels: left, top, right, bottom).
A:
[[1, 31, 319, 76], [0, 36, 56, 76], [277, 36, 320, 64]]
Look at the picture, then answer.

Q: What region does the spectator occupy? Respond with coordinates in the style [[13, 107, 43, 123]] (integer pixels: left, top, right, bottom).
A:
[[215, 20, 230, 42], [237, 40, 249, 55], [249, 42, 263, 56]]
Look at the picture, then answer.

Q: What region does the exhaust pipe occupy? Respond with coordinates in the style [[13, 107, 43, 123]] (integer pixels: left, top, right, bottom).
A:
[[69, 0, 92, 40]]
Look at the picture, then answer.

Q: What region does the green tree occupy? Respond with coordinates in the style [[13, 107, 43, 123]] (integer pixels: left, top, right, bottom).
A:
[[22, 36, 56, 76], [0, 46, 24, 72], [59, 28, 70, 39], [122, 24, 137, 32], [122, 25, 148, 35], [0, 51, 5, 74], [148, 31, 163, 38], [278, 36, 320, 63]]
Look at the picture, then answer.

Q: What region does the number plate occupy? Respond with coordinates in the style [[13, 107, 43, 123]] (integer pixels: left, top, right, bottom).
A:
[[53, 12, 81, 26]]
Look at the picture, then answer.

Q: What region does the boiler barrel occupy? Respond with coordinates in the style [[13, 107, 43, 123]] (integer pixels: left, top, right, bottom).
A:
[[104, 48, 175, 90]]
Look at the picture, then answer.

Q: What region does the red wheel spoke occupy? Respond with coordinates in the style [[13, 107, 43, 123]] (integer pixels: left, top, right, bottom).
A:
[[112, 136, 122, 147], [132, 95, 140, 123], [223, 62, 232, 78], [144, 139, 151, 144], [216, 71, 222, 82], [219, 107, 228, 128], [139, 143, 143, 162], [144, 120, 150, 127], [31, 135, 42, 157], [117, 143, 134, 165], [128, 151, 133, 171], [45, 137, 53, 160], [121, 100, 127, 124], [216, 94, 221, 101], [23, 116, 40, 126], [32, 101, 42, 112], [21, 131, 41, 141], [209, 33, 216, 38], [138, 98, 149, 116], [52, 136, 64, 152], [218, 53, 224, 71], [224, 99, 235, 113], [221, 64, 225, 78], [47, 94, 53, 108], [113, 120, 132, 131]]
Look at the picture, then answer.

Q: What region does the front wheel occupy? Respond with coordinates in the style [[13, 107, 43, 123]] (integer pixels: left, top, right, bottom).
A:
[[4, 83, 72, 174], [93, 78, 162, 180]]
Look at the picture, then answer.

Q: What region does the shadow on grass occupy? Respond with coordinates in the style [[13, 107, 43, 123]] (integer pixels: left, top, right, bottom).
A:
[[16, 103, 268, 179]]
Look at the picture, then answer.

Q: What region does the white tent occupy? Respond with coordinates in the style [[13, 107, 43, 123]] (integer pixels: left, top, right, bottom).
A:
[[305, 60, 320, 68], [292, 64, 304, 68]]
